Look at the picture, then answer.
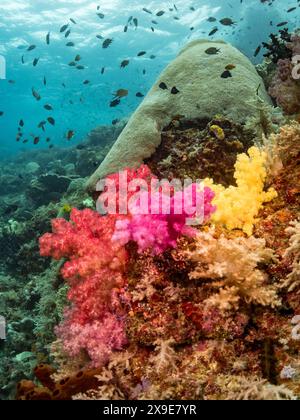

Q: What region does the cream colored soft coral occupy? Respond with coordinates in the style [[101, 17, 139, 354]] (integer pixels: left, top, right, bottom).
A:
[[269, 121, 300, 165], [186, 231, 280, 311]]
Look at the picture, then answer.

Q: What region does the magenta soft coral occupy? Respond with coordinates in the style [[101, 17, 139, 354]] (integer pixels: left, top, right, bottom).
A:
[[40, 209, 128, 367]]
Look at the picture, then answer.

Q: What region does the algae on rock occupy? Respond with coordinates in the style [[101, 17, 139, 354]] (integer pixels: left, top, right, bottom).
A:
[[87, 39, 272, 189]]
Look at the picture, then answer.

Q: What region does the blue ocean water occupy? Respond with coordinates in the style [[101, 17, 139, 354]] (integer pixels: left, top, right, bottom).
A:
[[0, 0, 298, 158]]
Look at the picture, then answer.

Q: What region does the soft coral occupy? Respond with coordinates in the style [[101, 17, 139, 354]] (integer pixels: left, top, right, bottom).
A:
[[40, 209, 128, 367]]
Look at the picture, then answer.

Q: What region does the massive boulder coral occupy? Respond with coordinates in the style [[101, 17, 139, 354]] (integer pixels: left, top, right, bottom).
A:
[[87, 39, 272, 189]]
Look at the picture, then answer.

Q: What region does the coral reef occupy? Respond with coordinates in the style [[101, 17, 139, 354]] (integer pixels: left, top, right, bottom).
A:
[[263, 30, 300, 115]]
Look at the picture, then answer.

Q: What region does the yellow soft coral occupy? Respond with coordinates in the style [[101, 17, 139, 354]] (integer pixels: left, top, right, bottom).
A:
[[204, 146, 277, 235]]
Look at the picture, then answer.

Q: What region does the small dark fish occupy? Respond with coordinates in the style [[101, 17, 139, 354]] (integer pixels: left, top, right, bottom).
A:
[[209, 27, 218, 36], [207, 17, 217, 22], [46, 137, 51, 142], [152, 20, 158, 25], [254, 45, 261, 57], [38, 121, 46, 129], [102, 38, 113, 48], [0, 112, 3, 116], [156, 10, 165, 16], [27, 45, 36, 51], [174, 16, 180, 20], [32, 87, 41, 101], [33, 137, 40, 145], [137, 51, 146, 57], [171, 86, 180, 94], [69, 61, 76, 66], [47, 117, 55, 126], [128, 16, 133, 23], [83, 80, 90, 85], [112, 119, 120, 125], [150, 55, 156, 59], [124, 25, 128, 32], [110, 98, 121, 107], [136, 92, 144, 98], [70, 18, 77, 24], [277, 21, 288, 27], [96, 35, 104, 39], [66, 130, 75, 140], [22, 139, 28, 144], [220, 18, 236, 26], [65, 29, 71, 38], [101, 67, 105, 74], [133, 18, 138, 28], [43, 76, 47, 86], [66, 42, 75, 47], [21, 55, 25, 64], [174, 4, 178, 11], [143, 8, 152, 14], [46, 32, 50, 45], [151, 27, 155, 32], [75, 54, 81, 61], [76, 65, 85, 70], [287, 7, 296, 13], [205, 47, 220, 55], [33, 58, 39, 67], [190, 6, 195, 11], [8, 80, 15, 84], [221, 70, 232, 79], [159, 82, 168, 90], [97, 13, 105, 19], [60, 24, 69, 33], [19, 119, 24, 127], [49, 144, 54, 149], [143, 69, 146, 75], [44, 104, 53, 111], [121, 59, 129, 68]]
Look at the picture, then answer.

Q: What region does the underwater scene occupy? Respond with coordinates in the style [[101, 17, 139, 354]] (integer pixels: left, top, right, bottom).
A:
[[1, 0, 300, 402]]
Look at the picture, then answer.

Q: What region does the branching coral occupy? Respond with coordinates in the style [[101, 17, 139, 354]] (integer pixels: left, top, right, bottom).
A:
[[205, 146, 277, 235], [186, 231, 280, 311], [282, 220, 300, 292]]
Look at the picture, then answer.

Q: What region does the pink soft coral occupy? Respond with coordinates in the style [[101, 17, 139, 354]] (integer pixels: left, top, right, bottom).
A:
[[269, 58, 300, 115], [40, 209, 128, 367], [113, 184, 216, 254]]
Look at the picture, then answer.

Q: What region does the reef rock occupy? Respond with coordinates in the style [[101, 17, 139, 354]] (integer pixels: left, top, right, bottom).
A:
[[87, 39, 272, 189]]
